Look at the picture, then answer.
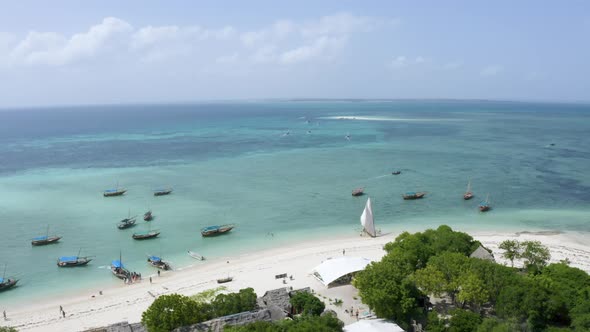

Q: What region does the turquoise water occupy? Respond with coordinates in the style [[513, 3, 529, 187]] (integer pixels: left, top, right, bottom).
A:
[[1, 100, 589, 305]]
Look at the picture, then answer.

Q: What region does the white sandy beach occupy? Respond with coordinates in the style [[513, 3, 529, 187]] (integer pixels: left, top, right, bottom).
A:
[[3, 230, 590, 332]]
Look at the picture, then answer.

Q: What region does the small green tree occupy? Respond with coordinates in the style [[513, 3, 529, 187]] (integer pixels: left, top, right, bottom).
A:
[[426, 311, 447, 332], [498, 240, 520, 267], [212, 287, 257, 317], [520, 241, 550, 273], [457, 272, 489, 310], [141, 294, 209, 332], [290, 291, 325, 316], [448, 309, 482, 332]]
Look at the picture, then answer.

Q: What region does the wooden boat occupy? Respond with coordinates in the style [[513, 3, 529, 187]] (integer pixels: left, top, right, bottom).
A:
[[0, 266, 18, 292], [153, 188, 173, 196], [0, 277, 18, 292], [111, 259, 131, 280], [479, 194, 491, 212], [217, 276, 233, 284], [58, 248, 92, 267], [392, 171, 401, 175], [57, 256, 92, 267], [187, 250, 205, 260], [201, 224, 235, 237], [352, 188, 364, 196], [117, 217, 136, 229], [31, 225, 62, 246], [147, 255, 171, 270], [463, 180, 474, 200], [132, 230, 160, 240], [402, 192, 426, 200], [360, 197, 377, 237], [143, 210, 153, 221], [103, 182, 127, 197]]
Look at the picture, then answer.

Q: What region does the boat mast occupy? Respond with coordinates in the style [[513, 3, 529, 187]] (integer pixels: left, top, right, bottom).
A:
[[467, 180, 471, 193]]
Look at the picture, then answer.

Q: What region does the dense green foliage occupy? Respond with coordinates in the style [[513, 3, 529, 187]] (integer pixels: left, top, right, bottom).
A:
[[290, 291, 325, 316], [353, 225, 590, 331], [141, 294, 209, 332], [225, 315, 344, 332], [141, 288, 259, 332], [212, 288, 258, 317], [0, 327, 18, 332]]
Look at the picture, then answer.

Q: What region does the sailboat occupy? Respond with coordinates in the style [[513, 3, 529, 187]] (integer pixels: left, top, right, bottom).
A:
[[479, 194, 491, 212], [31, 225, 62, 246], [360, 197, 377, 237], [464, 180, 474, 200], [132, 222, 160, 240], [111, 252, 131, 280], [103, 181, 126, 197], [0, 265, 18, 292], [57, 248, 93, 267]]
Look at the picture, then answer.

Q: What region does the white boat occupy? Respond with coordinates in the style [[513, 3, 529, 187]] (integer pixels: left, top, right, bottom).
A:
[[360, 197, 377, 237], [187, 250, 205, 261]]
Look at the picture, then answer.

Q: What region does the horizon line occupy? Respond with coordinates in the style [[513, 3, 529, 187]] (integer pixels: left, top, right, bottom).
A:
[[1, 97, 589, 111]]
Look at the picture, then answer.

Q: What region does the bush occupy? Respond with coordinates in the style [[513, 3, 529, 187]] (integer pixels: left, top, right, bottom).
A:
[[0, 327, 19, 332], [141, 294, 209, 332], [290, 291, 325, 316], [212, 287, 258, 317], [448, 309, 482, 332]]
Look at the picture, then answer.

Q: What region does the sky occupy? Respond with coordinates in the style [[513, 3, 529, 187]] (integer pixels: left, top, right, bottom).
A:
[[0, 0, 589, 107]]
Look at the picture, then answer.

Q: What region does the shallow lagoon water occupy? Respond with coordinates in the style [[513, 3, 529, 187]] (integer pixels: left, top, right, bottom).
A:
[[0, 100, 589, 305]]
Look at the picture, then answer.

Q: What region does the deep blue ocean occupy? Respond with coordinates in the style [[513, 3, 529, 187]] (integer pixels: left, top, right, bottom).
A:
[[1, 100, 589, 304]]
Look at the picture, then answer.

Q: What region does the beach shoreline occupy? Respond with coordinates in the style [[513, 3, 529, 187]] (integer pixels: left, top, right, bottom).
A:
[[3, 228, 590, 332]]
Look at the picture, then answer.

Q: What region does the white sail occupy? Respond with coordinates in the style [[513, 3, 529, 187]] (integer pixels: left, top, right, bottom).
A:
[[360, 197, 376, 237]]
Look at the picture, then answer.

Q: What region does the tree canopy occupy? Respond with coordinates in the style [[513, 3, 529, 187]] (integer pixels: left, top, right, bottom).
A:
[[353, 225, 590, 331]]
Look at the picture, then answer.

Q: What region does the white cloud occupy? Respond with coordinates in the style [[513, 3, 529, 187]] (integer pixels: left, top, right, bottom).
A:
[[279, 36, 346, 64], [388, 56, 408, 69], [480, 65, 504, 77], [9, 17, 132, 66], [387, 56, 426, 70], [1, 13, 390, 68]]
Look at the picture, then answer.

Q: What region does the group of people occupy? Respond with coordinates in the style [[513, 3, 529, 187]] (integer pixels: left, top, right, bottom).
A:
[[123, 271, 142, 284]]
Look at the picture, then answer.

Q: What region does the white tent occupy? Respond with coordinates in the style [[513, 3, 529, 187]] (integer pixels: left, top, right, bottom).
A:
[[312, 257, 372, 286], [344, 318, 405, 332]]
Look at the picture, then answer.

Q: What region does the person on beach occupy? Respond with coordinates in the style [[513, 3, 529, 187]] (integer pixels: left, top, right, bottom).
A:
[[343, 249, 345, 255], [149, 276, 152, 284], [3, 310, 6, 320], [157, 270, 160, 277], [59, 305, 63, 314], [355, 309, 359, 320], [62, 311, 66, 318]]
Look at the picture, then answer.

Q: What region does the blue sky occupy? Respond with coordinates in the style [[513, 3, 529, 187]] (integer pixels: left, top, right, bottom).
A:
[[0, 0, 588, 107]]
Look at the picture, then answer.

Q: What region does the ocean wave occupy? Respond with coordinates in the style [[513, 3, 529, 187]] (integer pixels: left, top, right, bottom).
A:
[[318, 115, 469, 122]]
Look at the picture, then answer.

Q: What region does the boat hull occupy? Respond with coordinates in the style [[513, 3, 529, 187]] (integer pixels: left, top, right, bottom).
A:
[[132, 232, 160, 240], [201, 225, 235, 237], [351, 188, 364, 196], [57, 259, 92, 267], [479, 206, 491, 212], [103, 190, 126, 197], [148, 260, 171, 270], [154, 190, 172, 196], [403, 193, 426, 200], [463, 193, 474, 200], [31, 236, 62, 246], [217, 277, 233, 284], [0, 279, 18, 292], [143, 212, 153, 221]]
